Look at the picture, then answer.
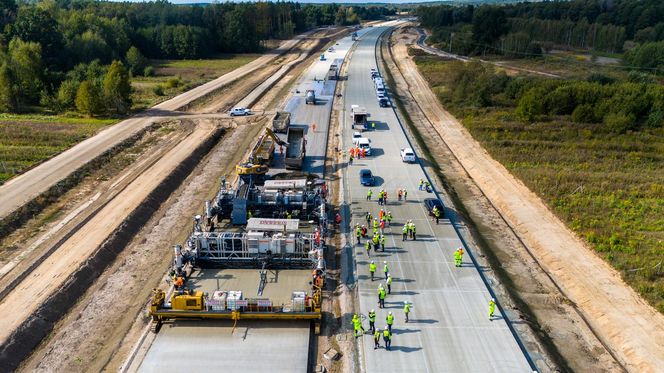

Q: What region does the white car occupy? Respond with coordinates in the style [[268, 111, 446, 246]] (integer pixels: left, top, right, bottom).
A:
[[352, 131, 362, 141], [229, 107, 251, 116], [400, 148, 416, 163]]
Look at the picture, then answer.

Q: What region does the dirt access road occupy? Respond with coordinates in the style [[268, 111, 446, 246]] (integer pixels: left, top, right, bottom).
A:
[[0, 32, 312, 223], [390, 26, 664, 372], [0, 122, 218, 345]]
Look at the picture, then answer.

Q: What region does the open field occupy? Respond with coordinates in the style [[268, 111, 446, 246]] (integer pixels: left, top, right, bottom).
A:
[[131, 54, 260, 110], [412, 55, 664, 313], [0, 115, 116, 184]]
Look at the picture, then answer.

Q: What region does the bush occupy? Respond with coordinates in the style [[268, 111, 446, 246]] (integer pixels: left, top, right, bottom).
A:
[[571, 104, 597, 123], [152, 84, 164, 96], [516, 90, 543, 122], [587, 73, 615, 85], [143, 65, 154, 77], [603, 112, 636, 134], [646, 109, 663, 128], [164, 76, 182, 88]]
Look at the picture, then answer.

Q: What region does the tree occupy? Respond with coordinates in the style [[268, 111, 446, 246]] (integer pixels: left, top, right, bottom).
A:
[[0, 61, 18, 112], [57, 79, 79, 111], [102, 60, 131, 114], [472, 6, 508, 49], [75, 80, 101, 116], [125, 46, 147, 76], [8, 38, 43, 105], [11, 6, 63, 67]]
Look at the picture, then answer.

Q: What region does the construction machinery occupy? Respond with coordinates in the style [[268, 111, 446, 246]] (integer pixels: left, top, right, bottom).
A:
[[271, 111, 291, 133], [236, 128, 287, 179], [285, 126, 306, 170]]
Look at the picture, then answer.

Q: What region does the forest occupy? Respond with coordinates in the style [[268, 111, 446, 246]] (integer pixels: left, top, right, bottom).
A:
[[0, 0, 394, 114], [417, 0, 664, 66]]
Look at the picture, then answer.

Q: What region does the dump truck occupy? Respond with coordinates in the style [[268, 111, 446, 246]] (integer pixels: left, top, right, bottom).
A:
[[305, 90, 316, 105], [272, 111, 291, 133], [285, 126, 306, 170], [350, 105, 368, 131], [327, 65, 338, 81]]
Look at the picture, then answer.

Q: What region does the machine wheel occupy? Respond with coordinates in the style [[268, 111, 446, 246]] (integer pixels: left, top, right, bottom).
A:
[[150, 320, 162, 334]]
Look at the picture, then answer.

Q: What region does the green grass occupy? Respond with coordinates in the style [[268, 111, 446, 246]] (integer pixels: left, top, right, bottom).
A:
[[131, 53, 260, 110], [415, 57, 664, 312], [0, 115, 114, 184]]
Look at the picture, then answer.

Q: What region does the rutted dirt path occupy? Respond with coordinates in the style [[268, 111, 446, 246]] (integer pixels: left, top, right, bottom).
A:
[[389, 26, 664, 373]]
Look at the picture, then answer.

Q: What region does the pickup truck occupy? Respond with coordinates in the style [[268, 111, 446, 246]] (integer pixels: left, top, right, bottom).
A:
[[400, 148, 416, 163], [285, 127, 306, 170]]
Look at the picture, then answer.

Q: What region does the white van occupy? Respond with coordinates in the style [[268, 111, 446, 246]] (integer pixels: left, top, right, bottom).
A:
[[354, 137, 372, 156]]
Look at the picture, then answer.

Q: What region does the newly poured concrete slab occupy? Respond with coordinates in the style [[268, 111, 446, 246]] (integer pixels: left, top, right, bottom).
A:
[[138, 320, 310, 373]]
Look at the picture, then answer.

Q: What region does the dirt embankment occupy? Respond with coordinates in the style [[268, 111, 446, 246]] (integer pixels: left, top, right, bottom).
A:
[[387, 26, 664, 373], [0, 122, 223, 372]]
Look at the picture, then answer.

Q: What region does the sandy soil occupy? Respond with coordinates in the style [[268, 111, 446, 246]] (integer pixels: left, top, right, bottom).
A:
[[19, 118, 265, 372], [0, 121, 218, 345], [389, 26, 664, 373]]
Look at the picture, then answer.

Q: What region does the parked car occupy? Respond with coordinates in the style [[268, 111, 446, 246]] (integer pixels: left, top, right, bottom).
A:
[[378, 97, 390, 107], [229, 107, 251, 116], [354, 137, 372, 155], [400, 148, 416, 163], [352, 131, 362, 141], [360, 169, 375, 186], [424, 198, 445, 217]]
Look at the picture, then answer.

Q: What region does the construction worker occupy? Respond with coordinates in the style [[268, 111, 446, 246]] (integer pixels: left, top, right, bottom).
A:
[[379, 209, 385, 220], [369, 261, 376, 281], [368, 309, 376, 334], [418, 179, 424, 190], [373, 218, 379, 231], [383, 261, 389, 280], [383, 326, 392, 350], [489, 298, 496, 320], [365, 212, 372, 225], [349, 153, 353, 165], [361, 224, 367, 238], [286, 211, 292, 219], [378, 284, 386, 308], [378, 191, 383, 206], [379, 219, 385, 234], [372, 233, 379, 251], [404, 301, 411, 322], [247, 210, 252, 219], [386, 273, 392, 294], [402, 223, 408, 241], [373, 328, 381, 349], [380, 234, 386, 252], [434, 206, 441, 224], [403, 189, 408, 201], [365, 240, 371, 257], [411, 223, 417, 241], [367, 189, 372, 201], [353, 314, 365, 337], [386, 312, 394, 332], [397, 188, 403, 201], [371, 122, 376, 130], [454, 248, 463, 267], [386, 211, 392, 226], [356, 225, 362, 245]]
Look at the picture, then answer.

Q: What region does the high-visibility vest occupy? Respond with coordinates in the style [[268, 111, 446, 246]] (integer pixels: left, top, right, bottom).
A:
[[383, 329, 391, 339], [386, 314, 394, 325], [402, 225, 408, 233], [387, 213, 392, 222], [369, 263, 376, 273], [367, 190, 372, 197], [386, 276, 392, 285], [383, 265, 389, 273], [356, 228, 361, 237], [373, 220, 378, 229], [372, 235, 379, 244], [374, 331, 380, 341], [365, 242, 371, 250], [369, 312, 376, 322], [379, 289, 386, 299], [404, 304, 411, 313], [381, 236, 386, 245]]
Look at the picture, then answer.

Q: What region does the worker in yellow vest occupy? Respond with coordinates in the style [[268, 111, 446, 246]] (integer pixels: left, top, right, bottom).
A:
[[386, 311, 394, 332], [369, 261, 376, 281], [383, 326, 392, 350]]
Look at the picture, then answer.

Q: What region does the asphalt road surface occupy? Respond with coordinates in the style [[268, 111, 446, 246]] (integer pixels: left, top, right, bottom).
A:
[[341, 25, 534, 372]]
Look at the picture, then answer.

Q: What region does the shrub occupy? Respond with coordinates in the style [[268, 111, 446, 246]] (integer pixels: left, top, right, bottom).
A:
[[604, 112, 636, 134], [143, 65, 155, 77], [572, 104, 597, 123], [516, 90, 543, 122], [164, 77, 182, 88], [646, 109, 663, 128], [587, 73, 615, 85], [152, 84, 164, 96]]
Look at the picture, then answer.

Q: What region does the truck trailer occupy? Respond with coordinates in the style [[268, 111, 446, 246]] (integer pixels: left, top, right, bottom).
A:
[[285, 126, 306, 170], [271, 111, 291, 133], [350, 105, 368, 131]]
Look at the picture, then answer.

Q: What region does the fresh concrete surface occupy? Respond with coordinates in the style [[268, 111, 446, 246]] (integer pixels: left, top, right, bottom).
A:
[[187, 268, 312, 305], [342, 25, 533, 372], [138, 320, 310, 373]]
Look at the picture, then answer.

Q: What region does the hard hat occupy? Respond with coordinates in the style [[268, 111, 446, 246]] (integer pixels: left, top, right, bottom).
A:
[[383, 261, 387, 264], [491, 298, 495, 302], [371, 309, 375, 313], [371, 260, 374, 263], [404, 301, 408, 305], [384, 326, 389, 330], [388, 311, 392, 315]]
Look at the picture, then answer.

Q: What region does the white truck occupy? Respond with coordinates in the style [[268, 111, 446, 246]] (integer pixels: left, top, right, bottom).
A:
[[305, 90, 316, 105], [350, 105, 368, 131]]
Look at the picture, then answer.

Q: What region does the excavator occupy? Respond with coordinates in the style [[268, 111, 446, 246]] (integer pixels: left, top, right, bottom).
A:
[[236, 128, 287, 179]]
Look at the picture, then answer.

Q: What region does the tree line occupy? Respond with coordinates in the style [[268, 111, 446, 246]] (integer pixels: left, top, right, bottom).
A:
[[416, 0, 664, 57], [0, 0, 395, 114]]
